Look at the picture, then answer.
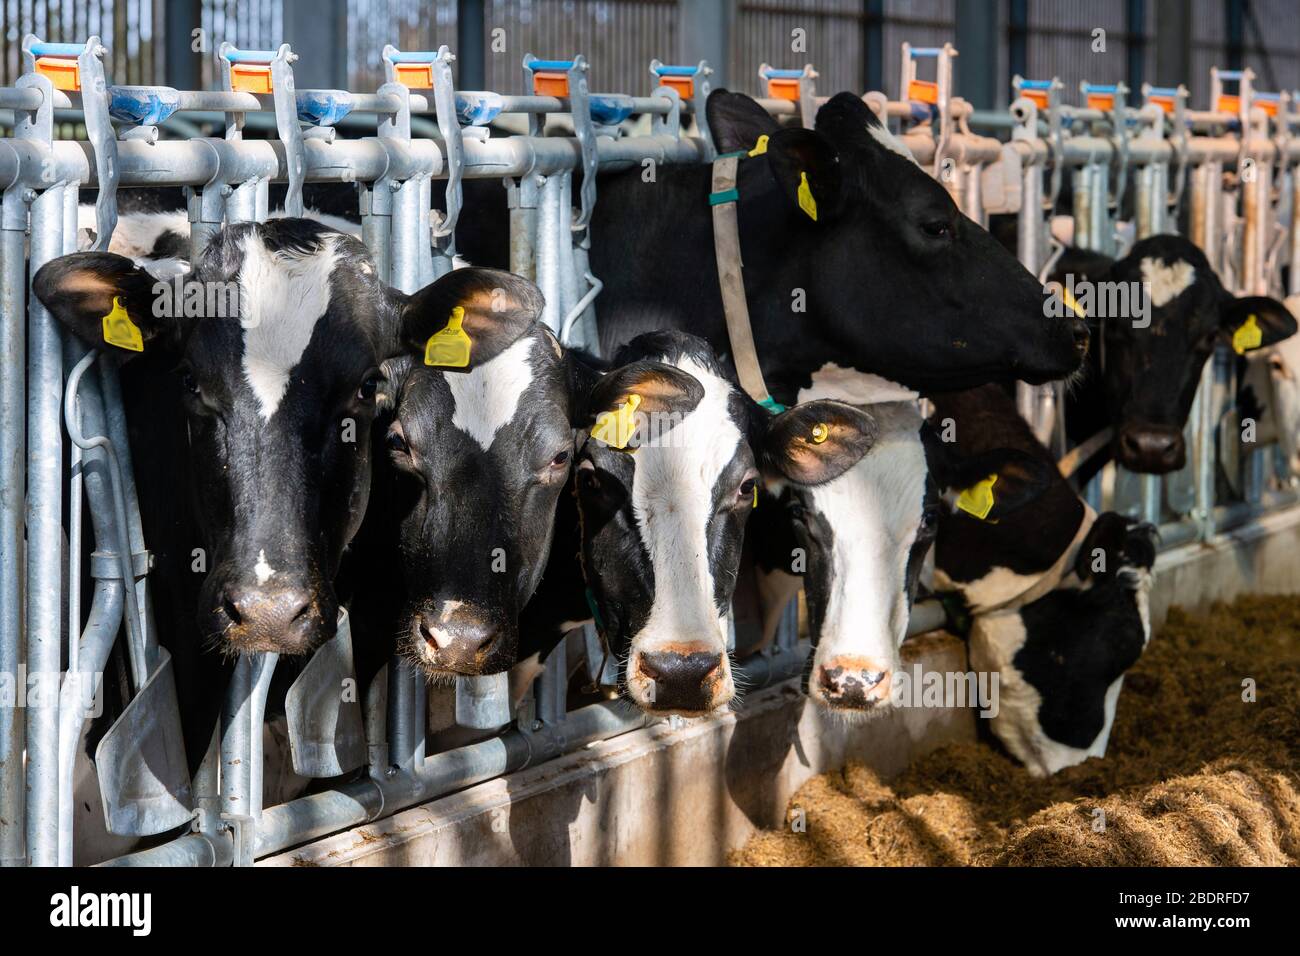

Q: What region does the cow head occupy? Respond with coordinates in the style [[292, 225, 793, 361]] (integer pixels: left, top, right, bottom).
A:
[[969, 515, 1157, 777], [1053, 235, 1296, 474], [577, 332, 873, 716], [704, 90, 1088, 394], [34, 220, 409, 656], [751, 402, 934, 715], [380, 269, 589, 677]]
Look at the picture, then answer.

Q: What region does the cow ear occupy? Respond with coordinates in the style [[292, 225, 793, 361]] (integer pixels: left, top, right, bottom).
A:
[[32, 252, 179, 359], [399, 267, 544, 370], [1220, 295, 1298, 354], [947, 449, 1056, 522], [763, 400, 876, 486], [765, 128, 842, 223], [705, 89, 779, 155], [584, 360, 704, 449]]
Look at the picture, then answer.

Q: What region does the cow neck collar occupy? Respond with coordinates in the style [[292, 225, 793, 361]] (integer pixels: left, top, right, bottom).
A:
[[709, 149, 786, 415], [969, 502, 1099, 616]]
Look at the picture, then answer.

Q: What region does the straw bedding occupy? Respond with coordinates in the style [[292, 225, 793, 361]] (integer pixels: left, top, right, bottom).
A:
[[731, 595, 1300, 866]]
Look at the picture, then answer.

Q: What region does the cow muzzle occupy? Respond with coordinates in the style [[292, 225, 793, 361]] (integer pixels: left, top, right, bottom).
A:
[[1117, 422, 1185, 474], [627, 643, 733, 716], [812, 655, 893, 712], [410, 602, 511, 676], [209, 580, 326, 655]]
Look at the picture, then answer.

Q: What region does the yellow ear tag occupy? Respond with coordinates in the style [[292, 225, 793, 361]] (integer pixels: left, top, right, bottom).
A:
[[592, 393, 642, 450], [797, 172, 818, 221], [956, 474, 998, 521], [751, 486, 759, 509], [1232, 313, 1263, 354], [1061, 286, 1086, 319], [811, 422, 829, 444], [423, 306, 472, 368], [748, 135, 769, 158], [101, 297, 144, 353]]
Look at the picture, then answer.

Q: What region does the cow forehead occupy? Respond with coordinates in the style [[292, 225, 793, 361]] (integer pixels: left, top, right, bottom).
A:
[[629, 355, 746, 503], [1139, 256, 1196, 309], [401, 333, 568, 461], [445, 335, 542, 452], [237, 233, 343, 421]]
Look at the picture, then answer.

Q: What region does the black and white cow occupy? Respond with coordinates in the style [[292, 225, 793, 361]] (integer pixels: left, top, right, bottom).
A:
[[1046, 235, 1296, 480], [969, 513, 1157, 776], [348, 269, 598, 682], [747, 387, 1057, 714], [575, 331, 874, 716], [927, 385, 1085, 614], [33, 220, 510, 769], [582, 90, 1088, 400]]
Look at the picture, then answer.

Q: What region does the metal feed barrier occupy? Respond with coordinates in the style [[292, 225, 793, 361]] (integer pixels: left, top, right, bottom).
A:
[[0, 34, 1295, 867]]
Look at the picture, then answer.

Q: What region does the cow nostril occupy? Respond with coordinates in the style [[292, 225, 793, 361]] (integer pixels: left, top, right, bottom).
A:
[[221, 594, 242, 626]]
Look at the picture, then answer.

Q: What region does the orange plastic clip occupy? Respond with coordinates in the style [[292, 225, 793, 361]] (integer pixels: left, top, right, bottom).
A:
[[767, 77, 801, 102], [908, 79, 938, 105], [394, 62, 434, 89], [230, 63, 273, 94], [660, 75, 694, 99], [1149, 95, 1175, 114], [1257, 98, 1279, 117], [1023, 88, 1049, 110], [35, 57, 80, 92], [1086, 92, 1115, 110], [1217, 94, 1241, 114], [533, 72, 569, 97]]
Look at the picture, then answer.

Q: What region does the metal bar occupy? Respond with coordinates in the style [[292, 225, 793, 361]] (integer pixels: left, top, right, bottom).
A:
[[24, 182, 66, 867], [0, 188, 27, 867]]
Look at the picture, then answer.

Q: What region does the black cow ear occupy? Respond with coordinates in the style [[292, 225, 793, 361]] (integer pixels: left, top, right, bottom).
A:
[[399, 267, 544, 370], [763, 400, 876, 486], [585, 360, 705, 449], [765, 128, 842, 224], [706, 89, 779, 155], [813, 91, 880, 142], [947, 449, 1056, 522], [1220, 295, 1298, 354], [32, 252, 178, 359]]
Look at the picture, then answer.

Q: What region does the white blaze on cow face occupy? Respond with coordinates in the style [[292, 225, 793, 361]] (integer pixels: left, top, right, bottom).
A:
[[624, 355, 743, 714], [1140, 256, 1195, 308], [794, 402, 928, 715], [253, 549, 276, 586], [445, 334, 537, 451], [239, 233, 342, 421]]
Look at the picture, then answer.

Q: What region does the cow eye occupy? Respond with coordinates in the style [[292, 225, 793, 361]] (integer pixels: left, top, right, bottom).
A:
[[179, 368, 200, 397], [551, 450, 570, 468], [386, 427, 409, 456], [357, 372, 382, 402], [921, 219, 953, 240], [737, 477, 757, 501]]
